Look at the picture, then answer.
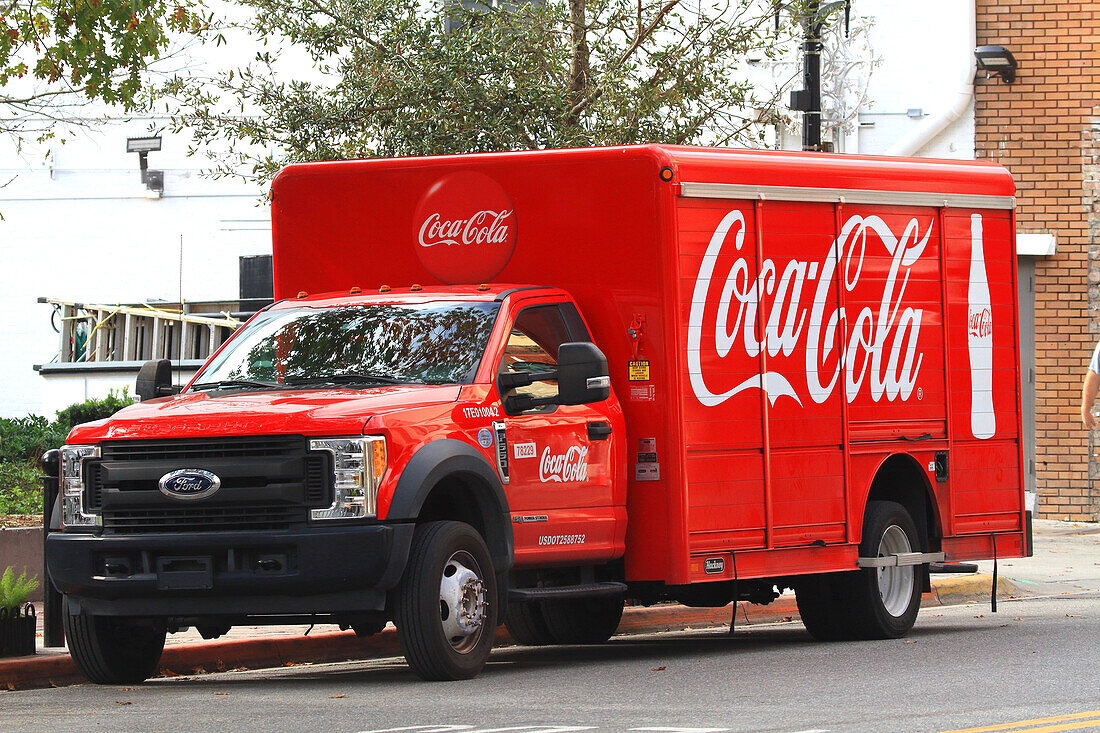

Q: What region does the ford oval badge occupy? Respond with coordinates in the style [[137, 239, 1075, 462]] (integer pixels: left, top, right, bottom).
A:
[[158, 469, 221, 501]]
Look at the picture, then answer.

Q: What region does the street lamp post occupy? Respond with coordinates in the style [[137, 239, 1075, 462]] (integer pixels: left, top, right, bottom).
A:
[[785, 0, 849, 152]]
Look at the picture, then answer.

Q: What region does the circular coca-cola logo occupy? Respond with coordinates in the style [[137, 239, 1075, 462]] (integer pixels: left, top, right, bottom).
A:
[[414, 171, 517, 284]]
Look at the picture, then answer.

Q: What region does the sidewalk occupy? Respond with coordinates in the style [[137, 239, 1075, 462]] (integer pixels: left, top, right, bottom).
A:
[[3, 519, 1095, 691]]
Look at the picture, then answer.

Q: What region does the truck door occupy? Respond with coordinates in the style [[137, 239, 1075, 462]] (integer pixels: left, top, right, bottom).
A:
[[495, 300, 619, 565]]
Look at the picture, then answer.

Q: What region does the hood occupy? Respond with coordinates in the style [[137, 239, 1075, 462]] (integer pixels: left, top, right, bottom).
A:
[[68, 385, 462, 443]]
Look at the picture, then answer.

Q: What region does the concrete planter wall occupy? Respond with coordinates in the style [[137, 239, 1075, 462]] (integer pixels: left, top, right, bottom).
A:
[[0, 527, 44, 602]]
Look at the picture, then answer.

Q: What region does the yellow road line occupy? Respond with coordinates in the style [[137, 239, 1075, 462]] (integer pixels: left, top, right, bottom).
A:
[[940, 711, 1100, 733]]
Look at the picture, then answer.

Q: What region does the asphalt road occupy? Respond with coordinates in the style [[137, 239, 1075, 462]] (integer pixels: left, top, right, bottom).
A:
[[3, 592, 1097, 733]]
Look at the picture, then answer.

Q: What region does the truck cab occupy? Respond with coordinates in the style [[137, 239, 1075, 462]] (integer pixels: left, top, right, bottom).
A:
[[48, 285, 625, 681]]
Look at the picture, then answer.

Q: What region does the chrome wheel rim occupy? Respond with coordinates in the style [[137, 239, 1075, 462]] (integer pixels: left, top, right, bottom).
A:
[[439, 550, 487, 653], [876, 524, 915, 617]]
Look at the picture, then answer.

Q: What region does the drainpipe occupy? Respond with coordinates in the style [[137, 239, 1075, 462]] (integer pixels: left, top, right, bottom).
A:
[[886, 0, 976, 157]]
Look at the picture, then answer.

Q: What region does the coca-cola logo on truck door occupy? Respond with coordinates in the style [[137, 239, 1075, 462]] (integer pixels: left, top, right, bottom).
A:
[[414, 171, 517, 284]]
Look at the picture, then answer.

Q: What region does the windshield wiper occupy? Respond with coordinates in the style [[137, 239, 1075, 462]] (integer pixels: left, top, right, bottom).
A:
[[285, 372, 407, 386], [191, 379, 282, 391]]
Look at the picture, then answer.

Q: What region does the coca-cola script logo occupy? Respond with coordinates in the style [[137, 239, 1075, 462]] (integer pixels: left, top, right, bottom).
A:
[[539, 446, 589, 483], [968, 308, 992, 338], [413, 171, 517, 284], [688, 211, 931, 407]]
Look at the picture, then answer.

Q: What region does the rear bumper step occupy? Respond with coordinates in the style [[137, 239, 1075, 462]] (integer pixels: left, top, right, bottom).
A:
[[857, 551, 946, 568], [508, 582, 627, 602], [928, 562, 980, 574]]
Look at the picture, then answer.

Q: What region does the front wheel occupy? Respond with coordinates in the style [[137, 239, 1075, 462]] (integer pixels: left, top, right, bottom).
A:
[[395, 521, 497, 681], [63, 600, 166, 684], [842, 500, 923, 639]]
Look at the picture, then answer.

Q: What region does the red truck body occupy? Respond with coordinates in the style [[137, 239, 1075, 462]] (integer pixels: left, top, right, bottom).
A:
[[270, 145, 1027, 586], [48, 145, 1027, 683]]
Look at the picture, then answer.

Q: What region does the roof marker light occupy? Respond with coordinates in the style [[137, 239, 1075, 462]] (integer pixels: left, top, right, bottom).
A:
[[296, 291, 308, 299], [410, 284, 423, 292], [477, 284, 490, 292], [379, 285, 391, 293], [350, 286, 362, 294]]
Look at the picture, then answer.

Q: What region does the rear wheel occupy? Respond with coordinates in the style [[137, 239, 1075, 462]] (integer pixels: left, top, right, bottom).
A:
[[63, 600, 166, 684], [795, 574, 851, 641], [504, 602, 556, 646], [842, 500, 923, 639], [395, 521, 497, 680], [540, 595, 624, 644]]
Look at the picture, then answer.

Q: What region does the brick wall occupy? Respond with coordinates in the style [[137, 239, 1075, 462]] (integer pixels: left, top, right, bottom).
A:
[[974, 1, 1100, 521]]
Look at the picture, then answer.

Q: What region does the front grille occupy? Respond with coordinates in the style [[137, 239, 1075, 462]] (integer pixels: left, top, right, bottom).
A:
[[100, 436, 303, 462], [88, 435, 332, 534], [102, 505, 304, 534]]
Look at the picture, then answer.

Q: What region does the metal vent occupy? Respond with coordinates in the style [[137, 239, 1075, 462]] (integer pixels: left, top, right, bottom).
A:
[[304, 454, 330, 506], [102, 505, 304, 534]]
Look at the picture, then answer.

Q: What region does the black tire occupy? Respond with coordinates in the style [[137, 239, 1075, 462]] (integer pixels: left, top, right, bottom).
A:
[[63, 599, 166, 684], [504, 602, 556, 646], [841, 500, 923, 640], [795, 574, 852, 641], [540, 595, 624, 644], [395, 521, 497, 681]]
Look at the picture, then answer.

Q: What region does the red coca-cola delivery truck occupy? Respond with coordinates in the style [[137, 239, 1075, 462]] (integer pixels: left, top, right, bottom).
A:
[[46, 145, 1029, 683]]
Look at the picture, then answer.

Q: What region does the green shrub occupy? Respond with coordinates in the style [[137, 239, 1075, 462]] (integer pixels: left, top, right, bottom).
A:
[[54, 387, 134, 434], [0, 389, 134, 465], [0, 415, 67, 463], [0, 461, 41, 514], [0, 567, 39, 614]]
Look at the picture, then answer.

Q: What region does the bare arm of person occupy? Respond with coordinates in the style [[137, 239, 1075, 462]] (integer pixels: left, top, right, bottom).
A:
[[1082, 369, 1100, 429]]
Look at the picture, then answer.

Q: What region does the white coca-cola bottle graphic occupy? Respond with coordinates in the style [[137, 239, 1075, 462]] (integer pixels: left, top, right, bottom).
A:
[[968, 213, 995, 439]]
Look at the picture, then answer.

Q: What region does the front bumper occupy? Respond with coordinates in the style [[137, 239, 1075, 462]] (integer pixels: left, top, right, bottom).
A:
[[46, 523, 413, 617]]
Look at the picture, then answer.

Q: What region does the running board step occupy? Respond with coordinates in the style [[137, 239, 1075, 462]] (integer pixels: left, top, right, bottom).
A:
[[928, 562, 980, 574], [857, 551, 946, 568], [508, 582, 627, 602]]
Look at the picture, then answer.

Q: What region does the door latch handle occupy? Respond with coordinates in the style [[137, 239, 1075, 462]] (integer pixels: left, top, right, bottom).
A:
[[587, 422, 612, 440]]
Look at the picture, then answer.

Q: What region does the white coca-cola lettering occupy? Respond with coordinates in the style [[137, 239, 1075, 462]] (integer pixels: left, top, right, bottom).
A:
[[418, 210, 514, 248], [539, 446, 589, 483], [687, 210, 931, 407]]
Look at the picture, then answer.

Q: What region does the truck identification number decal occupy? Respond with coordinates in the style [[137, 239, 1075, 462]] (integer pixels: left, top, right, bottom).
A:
[[462, 405, 500, 420], [538, 534, 586, 546], [514, 442, 537, 459]]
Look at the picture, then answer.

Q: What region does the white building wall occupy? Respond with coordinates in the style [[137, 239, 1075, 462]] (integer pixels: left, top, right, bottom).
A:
[[0, 127, 268, 417]]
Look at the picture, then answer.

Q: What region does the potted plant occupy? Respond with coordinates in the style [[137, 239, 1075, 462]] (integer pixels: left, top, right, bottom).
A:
[[0, 567, 39, 657]]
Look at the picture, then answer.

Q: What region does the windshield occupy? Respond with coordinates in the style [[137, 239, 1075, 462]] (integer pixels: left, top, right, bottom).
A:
[[192, 301, 501, 389]]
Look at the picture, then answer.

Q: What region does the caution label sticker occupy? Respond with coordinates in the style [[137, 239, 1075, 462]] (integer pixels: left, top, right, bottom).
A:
[[628, 360, 650, 381]]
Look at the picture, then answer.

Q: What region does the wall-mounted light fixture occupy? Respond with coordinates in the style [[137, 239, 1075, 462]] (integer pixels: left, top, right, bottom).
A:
[[126, 136, 164, 194], [975, 45, 1018, 84]]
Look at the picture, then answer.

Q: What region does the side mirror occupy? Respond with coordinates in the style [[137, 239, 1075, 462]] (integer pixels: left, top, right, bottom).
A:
[[136, 359, 175, 401], [556, 342, 610, 405]]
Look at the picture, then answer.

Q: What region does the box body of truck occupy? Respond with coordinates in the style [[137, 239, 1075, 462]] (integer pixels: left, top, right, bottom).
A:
[[271, 145, 1026, 586], [46, 145, 1026, 683]]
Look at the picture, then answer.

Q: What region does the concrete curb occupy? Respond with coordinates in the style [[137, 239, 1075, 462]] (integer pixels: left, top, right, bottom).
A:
[[1, 573, 1007, 691]]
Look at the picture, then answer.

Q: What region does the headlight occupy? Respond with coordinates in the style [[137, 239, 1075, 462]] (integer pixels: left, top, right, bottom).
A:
[[59, 444, 100, 529], [309, 436, 387, 520]]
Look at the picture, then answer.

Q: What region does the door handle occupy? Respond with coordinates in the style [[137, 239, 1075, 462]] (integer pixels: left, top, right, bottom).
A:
[[587, 421, 612, 440]]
